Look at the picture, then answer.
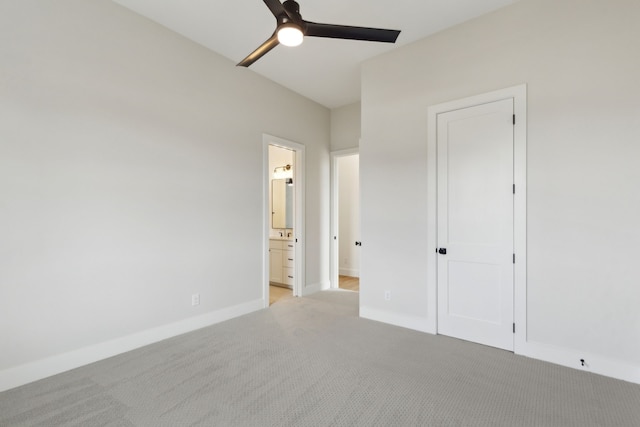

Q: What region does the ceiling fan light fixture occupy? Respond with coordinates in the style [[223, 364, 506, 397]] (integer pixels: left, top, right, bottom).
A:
[[277, 23, 303, 47], [236, 0, 400, 67]]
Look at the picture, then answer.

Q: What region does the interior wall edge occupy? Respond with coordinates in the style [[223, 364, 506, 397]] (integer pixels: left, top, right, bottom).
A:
[[303, 280, 331, 296]]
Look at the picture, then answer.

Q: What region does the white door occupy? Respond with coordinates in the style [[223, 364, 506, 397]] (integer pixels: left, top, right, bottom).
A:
[[437, 99, 514, 351], [338, 154, 360, 280]]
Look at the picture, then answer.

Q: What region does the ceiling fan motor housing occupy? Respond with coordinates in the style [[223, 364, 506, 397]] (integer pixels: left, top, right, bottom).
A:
[[280, 0, 305, 30], [283, 0, 300, 14]]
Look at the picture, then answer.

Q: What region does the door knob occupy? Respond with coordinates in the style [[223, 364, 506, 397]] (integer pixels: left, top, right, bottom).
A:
[[355, 241, 362, 246], [438, 248, 447, 255]]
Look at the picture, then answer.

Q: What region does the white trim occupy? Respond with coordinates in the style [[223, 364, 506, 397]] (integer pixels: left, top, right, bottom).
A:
[[360, 306, 432, 334], [522, 340, 640, 385], [262, 141, 270, 307], [512, 85, 528, 354], [330, 147, 360, 289], [425, 103, 438, 334], [263, 134, 306, 301], [338, 268, 360, 277], [427, 84, 528, 349], [301, 280, 331, 296], [0, 298, 264, 392]]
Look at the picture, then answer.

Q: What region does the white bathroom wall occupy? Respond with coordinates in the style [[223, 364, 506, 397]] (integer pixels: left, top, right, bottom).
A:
[[268, 145, 294, 237], [0, 0, 330, 391], [360, 0, 640, 382]]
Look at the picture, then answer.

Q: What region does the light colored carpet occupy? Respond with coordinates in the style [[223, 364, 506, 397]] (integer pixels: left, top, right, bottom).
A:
[[1, 290, 639, 426]]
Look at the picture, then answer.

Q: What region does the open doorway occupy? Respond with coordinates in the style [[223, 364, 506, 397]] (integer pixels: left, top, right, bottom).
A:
[[268, 144, 294, 305], [331, 149, 360, 292], [263, 134, 305, 307]]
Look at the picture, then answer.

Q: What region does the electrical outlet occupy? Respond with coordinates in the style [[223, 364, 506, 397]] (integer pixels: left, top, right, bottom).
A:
[[191, 293, 200, 306], [384, 290, 391, 301]]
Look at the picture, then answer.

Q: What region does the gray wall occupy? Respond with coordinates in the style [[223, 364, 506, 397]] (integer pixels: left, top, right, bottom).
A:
[[360, 0, 640, 381], [330, 102, 360, 151], [0, 0, 330, 387]]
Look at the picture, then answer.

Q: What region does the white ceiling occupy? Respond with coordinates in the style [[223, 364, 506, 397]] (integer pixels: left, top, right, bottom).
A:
[[113, 0, 520, 108]]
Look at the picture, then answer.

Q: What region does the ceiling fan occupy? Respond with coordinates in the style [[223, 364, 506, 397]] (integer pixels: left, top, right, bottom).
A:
[[237, 0, 401, 67]]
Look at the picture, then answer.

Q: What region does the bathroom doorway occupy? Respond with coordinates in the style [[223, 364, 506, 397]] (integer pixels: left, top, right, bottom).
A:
[[331, 149, 360, 292], [263, 134, 305, 307]]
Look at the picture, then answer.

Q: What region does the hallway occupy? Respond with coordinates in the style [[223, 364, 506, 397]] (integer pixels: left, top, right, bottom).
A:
[[270, 276, 359, 305]]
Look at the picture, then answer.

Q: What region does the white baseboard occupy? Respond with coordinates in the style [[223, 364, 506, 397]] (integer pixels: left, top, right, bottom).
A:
[[360, 307, 639, 384], [339, 268, 359, 277], [519, 340, 640, 385], [360, 306, 433, 334], [302, 280, 330, 296], [0, 298, 264, 392]]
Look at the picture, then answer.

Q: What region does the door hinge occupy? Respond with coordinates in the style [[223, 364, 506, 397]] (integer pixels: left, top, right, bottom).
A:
[[513, 114, 516, 125], [513, 184, 515, 194], [513, 254, 516, 264], [513, 323, 516, 333]]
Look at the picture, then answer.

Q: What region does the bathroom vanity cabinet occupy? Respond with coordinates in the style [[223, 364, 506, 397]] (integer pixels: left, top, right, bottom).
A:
[[269, 239, 295, 288]]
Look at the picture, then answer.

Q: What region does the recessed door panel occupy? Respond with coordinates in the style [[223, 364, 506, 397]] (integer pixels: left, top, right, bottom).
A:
[[448, 261, 502, 324]]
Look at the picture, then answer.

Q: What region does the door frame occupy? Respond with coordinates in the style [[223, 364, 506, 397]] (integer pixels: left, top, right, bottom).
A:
[[426, 84, 527, 353], [330, 148, 359, 289], [263, 134, 306, 306]]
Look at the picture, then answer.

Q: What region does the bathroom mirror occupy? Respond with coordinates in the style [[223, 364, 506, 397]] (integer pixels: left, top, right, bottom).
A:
[[272, 179, 293, 229]]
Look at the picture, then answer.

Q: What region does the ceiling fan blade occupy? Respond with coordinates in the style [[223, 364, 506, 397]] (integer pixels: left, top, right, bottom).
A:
[[304, 21, 400, 43], [237, 33, 280, 67], [263, 0, 287, 19]]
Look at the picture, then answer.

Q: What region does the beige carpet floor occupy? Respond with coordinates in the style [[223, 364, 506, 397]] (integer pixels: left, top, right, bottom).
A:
[[1, 290, 639, 426]]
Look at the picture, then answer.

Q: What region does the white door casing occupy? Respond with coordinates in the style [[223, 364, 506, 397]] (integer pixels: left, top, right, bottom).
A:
[[263, 134, 306, 304], [437, 99, 515, 351], [330, 148, 359, 289], [426, 84, 527, 354]]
